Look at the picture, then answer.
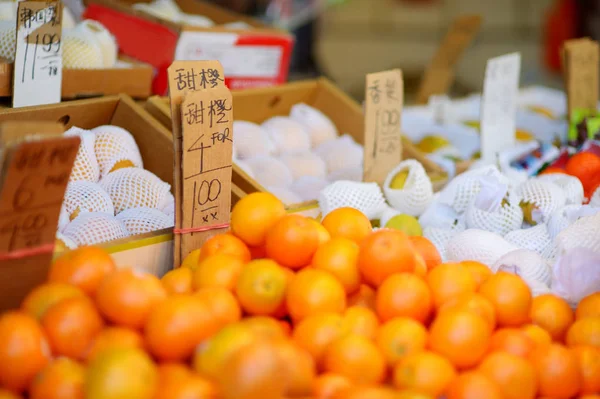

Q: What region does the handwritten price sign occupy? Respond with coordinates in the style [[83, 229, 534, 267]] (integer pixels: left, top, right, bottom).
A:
[[563, 38, 599, 120]]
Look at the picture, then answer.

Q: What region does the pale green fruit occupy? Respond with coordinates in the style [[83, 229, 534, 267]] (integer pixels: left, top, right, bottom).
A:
[[417, 135, 451, 153], [385, 214, 422, 236], [389, 170, 409, 189]]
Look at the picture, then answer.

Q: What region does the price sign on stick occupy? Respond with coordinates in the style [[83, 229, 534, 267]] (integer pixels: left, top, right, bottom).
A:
[[12, 1, 63, 108], [0, 122, 77, 311], [562, 38, 599, 120], [480, 52, 521, 164], [167, 60, 227, 265], [416, 14, 482, 105], [363, 69, 403, 185]]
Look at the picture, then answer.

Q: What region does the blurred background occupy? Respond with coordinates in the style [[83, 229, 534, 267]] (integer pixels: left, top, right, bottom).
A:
[[209, 0, 592, 102]]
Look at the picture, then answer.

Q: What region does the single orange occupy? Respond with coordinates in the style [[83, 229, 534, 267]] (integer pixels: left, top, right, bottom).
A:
[[86, 327, 145, 363], [335, 386, 403, 399], [413, 253, 428, 278], [0, 312, 50, 393], [0, 390, 21, 399], [445, 371, 503, 399], [530, 294, 575, 342], [286, 268, 346, 322], [230, 192, 286, 247], [409, 236, 442, 271], [532, 343, 583, 399], [426, 263, 477, 309], [478, 272, 532, 327], [375, 317, 428, 367], [195, 286, 242, 327], [522, 323, 553, 351], [240, 316, 289, 340], [323, 335, 386, 385], [235, 259, 288, 316], [29, 358, 85, 399], [565, 152, 600, 194], [347, 284, 376, 311], [438, 293, 496, 331], [572, 345, 600, 395], [41, 296, 104, 360], [461, 261, 492, 288], [392, 351, 456, 397], [341, 306, 379, 339], [21, 283, 85, 321], [429, 309, 491, 369], [198, 233, 251, 263], [292, 313, 344, 367], [157, 373, 218, 399], [358, 229, 417, 287], [312, 373, 352, 399], [161, 267, 193, 295], [144, 295, 217, 362], [488, 328, 535, 358], [265, 214, 320, 269], [539, 166, 566, 175], [95, 268, 167, 329], [321, 207, 372, 244], [276, 340, 316, 397], [577, 293, 600, 320], [309, 218, 331, 245], [375, 273, 432, 323], [48, 246, 116, 296], [192, 254, 244, 292], [566, 318, 600, 349], [154, 362, 192, 398], [478, 352, 537, 399], [312, 237, 361, 294]]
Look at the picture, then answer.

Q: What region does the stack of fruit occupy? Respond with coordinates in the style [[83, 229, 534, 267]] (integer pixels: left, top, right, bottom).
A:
[[0, 192, 598, 399]]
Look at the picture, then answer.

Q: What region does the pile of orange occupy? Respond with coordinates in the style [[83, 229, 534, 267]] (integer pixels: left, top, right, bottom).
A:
[[0, 192, 599, 399], [541, 151, 600, 201]]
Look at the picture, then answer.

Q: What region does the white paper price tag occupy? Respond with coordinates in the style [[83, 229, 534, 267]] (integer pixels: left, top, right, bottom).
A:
[[12, 1, 63, 108], [480, 52, 521, 164]]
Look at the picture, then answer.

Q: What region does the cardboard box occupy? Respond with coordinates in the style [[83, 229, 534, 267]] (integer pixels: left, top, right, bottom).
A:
[[0, 60, 154, 100], [83, 0, 294, 95]]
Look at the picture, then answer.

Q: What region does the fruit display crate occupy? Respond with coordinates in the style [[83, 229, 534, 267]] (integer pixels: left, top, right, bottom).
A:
[[83, 0, 295, 95]]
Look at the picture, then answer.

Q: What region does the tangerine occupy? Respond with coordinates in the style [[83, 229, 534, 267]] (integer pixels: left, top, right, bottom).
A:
[[461, 261, 492, 288], [21, 283, 85, 321], [565, 152, 600, 194], [438, 293, 496, 331], [265, 214, 320, 269], [409, 236, 441, 271], [309, 218, 331, 245], [522, 323, 553, 351], [321, 207, 372, 244], [540, 166, 566, 175], [488, 328, 535, 358], [426, 263, 476, 309], [375, 317, 428, 367], [530, 294, 575, 342], [478, 271, 532, 327], [577, 293, 600, 320], [341, 306, 379, 339], [292, 313, 344, 367], [231, 192, 286, 247], [0, 390, 21, 399], [286, 268, 346, 322], [323, 335, 386, 385], [192, 254, 244, 292], [312, 373, 352, 399], [160, 267, 193, 295], [566, 318, 600, 349], [572, 345, 600, 395], [29, 358, 85, 399], [198, 233, 251, 263], [392, 351, 456, 397], [376, 273, 432, 323], [86, 327, 145, 362], [478, 351, 537, 399], [276, 340, 316, 397], [195, 287, 242, 326], [532, 343, 583, 399], [312, 237, 360, 294], [347, 284, 376, 310], [235, 259, 288, 316], [445, 371, 503, 399]]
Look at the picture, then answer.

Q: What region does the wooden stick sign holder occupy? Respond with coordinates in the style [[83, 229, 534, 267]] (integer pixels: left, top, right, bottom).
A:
[[0, 122, 78, 311], [167, 61, 233, 266], [562, 38, 600, 121]]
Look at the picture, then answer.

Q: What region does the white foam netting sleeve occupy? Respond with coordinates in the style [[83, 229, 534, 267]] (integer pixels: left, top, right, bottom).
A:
[[63, 212, 130, 246], [318, 180, 387, 220], [546, 205, 600, 240], [160, 192, 175, 216], [62, 181, 115, 220], [261, 116, 311, 155], [63, 25, 105, 69], [423, 226, 464, 262], [590, 185, 600, 207], [314, 134, 363, 174], [554, 212, 600, 256], [493, 249, 553, 287], [446, 229, 519, 266], [0, 21, 15, 62], [100, 168, 172, 214], [536, 174, 584, 206], [56, 232, 78, 250], [115, 207, 174, 235], [57, 206, 70, 233], [92, 125, 143, 178], [515, 178, 567, 223], [503, 224, 555, 260], [65, 127, 101, 183], [289, 103, 338, 148], [419, 201, 466, 231], [551, 247, 600, 307], [232, 121, 275, 160], [383, 160, 433, 217], [245, 156, 293, 188]]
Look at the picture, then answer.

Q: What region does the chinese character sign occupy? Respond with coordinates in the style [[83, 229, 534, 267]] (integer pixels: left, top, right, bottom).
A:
[[363, 69, 404, 185], [13, 1, 63, 108], [563, 38, 599, 120]]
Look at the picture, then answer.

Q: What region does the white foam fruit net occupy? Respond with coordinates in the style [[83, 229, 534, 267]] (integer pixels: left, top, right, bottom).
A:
[[280, 152, 327, 180], [92, 125, 143, 178], [537, 174, 584, 206], [65, 127, 101, 183], [515, 178, 567, 223], [0, 21, 15, 62], [423, 226, 463, 262], [419, 202, 465, 231], [383, 160, 433, 217], [504, 224, 555, 260], [63, 212, 130, 246], [245, 156, 293, 188], [100, 168, 172, 214], [446, 229, 519, 266], [319, 180, 386, 220], [160, 192, 175, 215], [63, 25, 105, 69], [289, 103, 338, 148], [115, 207, 174, 235], [493, 249, 553, 287], [552, 247, 600, 307], [314, 135, 363, 174], [290, 176, 329, 202], [62, 181, 114, 220], [555, 212, 600, 255], [590, 186, 600, 207], [233, 121, 275, 160], [57, 206, 70, 233], [56, 232, 78, 250], [262, 117, 311, 155], [78, 20, 118, 68], [465, 179, 523, 236]]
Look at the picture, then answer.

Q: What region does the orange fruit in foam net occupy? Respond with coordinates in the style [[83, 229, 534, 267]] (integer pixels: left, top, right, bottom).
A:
[[29, 358, 85, 399], [21, 283, 85, 321], [577, 292, 600, 320], [532, 343, 583, 399], [312, 237, 360, 295], [409, 236, 441, 271], [265, 214, 320, 269], [230, 192, 286, 247], [530, 293, 575, 342], [86, 327, 145, 363], [426, 263, 477, 309], [392, 351, 456, 397], [478, 352, 537, 399], [323, 335, 386, 385], [321, 207, 372, 244], [198, 233, 251, 263], [48, 247, 116, 296], [357, 229, 417, 287], [0, 312, 50, 393], [375, 273, 432, 324], [375, 317, 428, 367], [286, 268, 346, 322], [478, 271, 532, 328], [161, 267, 193, 295], [192, 254, 244, 292], [438, 293, 496, 331], [235, 259, 288, 316]]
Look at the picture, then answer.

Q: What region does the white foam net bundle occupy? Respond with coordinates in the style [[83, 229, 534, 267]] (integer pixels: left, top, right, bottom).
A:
[[319, 180, 386, 220], [92, 125, 143, 178], [555, 212, 600, 255], [232, 121, 275, 160], [262, 117, 311, 155], [515, 178, 567, 223], [63, 25, 104, 69], [0, 3, 16, 22], [77, 20, 118, 68], [552, 247, 600, 307], [423, 226, 463, 262], [504, 224, 555, 260], [314, 134, 363, 174], [590, 186, 600, 207], [280, 152, 327, 180], [290, 176, 329, 202], [537, 174, 584, 205], [419, 202, 465, 231], [56, 232, 78, 251], [62, 181, 114, 220], [234, 159, 255, 179], [493, 249, 553, 287], [546, 204, 600, 239], [289, 103, 338, 148], [65, 127, 101, 183], [63, 212, 130, 246], [160, 191, 175, 215], [0, 21, 15, 62], [383, 160, 433, 216], [57, 206, 70, 233], [245, 156, 293, 188], [446, 229, 519, 266], [100, 168, 172, 214], [115, 207, 174, 235]]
